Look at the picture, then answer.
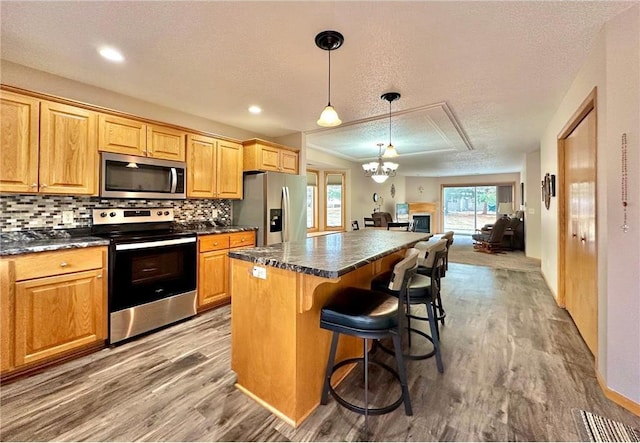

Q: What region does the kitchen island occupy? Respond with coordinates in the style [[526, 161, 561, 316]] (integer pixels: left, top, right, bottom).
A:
[[228, 230, 431, 426]]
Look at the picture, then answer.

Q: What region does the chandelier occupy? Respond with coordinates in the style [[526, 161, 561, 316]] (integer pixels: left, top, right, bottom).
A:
[[362, 143, 399, 183]]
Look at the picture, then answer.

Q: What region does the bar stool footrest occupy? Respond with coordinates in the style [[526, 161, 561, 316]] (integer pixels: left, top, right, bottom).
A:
[[377, 327, 436, 360], [326, 357, 405, 416]]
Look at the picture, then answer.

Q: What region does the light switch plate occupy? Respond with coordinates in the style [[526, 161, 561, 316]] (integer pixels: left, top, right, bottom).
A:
[[62, 211, 74, 224], [212, 209, 219, 219], [252, 266, 267, 279]]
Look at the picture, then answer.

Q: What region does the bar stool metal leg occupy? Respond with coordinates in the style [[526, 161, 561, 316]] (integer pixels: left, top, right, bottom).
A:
[[391, 333, 413, 415], [321, 331, 340, 405], [425, 300, 444, 373]]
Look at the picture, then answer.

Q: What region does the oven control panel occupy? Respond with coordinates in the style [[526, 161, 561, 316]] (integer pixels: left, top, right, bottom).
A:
[[92, 208, 174, 225]]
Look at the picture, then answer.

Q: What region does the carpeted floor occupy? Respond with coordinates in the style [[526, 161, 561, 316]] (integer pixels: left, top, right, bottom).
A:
[[446, 234, 541, 272], [573, 409, 640, 442]]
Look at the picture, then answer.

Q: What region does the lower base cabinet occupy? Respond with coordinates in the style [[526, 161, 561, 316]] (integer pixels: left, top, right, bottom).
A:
[[1, 247, 107, 377], [198, 231, 255, 311]]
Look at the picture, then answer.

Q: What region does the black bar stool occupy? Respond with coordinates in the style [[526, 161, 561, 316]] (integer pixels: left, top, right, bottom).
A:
[[319, 249, 419, 429], [371, 241, 447, 371]]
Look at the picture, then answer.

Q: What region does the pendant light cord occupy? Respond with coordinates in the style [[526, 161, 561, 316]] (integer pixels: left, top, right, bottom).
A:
[[327, 49, 332, 105], [389, 99, 392, 146]]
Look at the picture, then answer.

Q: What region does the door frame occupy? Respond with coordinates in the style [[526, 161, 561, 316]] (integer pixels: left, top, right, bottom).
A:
[[557, 87, 597, 309]]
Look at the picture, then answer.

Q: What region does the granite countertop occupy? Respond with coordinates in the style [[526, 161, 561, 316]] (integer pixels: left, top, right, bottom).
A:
[[0, 223, 258, 257], [174, 221, 258, 235], [228, 230, 431, 279], [0, 229, 110, 257]]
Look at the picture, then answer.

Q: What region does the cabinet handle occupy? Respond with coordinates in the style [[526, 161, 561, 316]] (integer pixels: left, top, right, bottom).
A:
[[60, 262, 68, 267], [213, 242, 218, 246], [30, 183, 38, 188], [581, 236, 586, 243], [40, 184, 47, 188], [572, 233, 577, 237], [97, 274, 103, 279]]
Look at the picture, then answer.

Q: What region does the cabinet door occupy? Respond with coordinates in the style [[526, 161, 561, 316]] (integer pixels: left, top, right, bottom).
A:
[[98, 114, 146, 155], [198, 250, 229, 309], [257, 146, 280, 172], [1, 260, 15, 373], [39, 101, 97, 195], [216, 140, 243, 199], [147, 124, 186, 161], [14, 269, 106, 366], [187, 134, 216, 198], [0, 91, 39, 193], [280, 150, 299, 174]]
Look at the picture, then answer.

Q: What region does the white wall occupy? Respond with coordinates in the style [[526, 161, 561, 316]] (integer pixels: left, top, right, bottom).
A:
[[523, 150, 542, 259], [1, 61, 263, 141], [540, 5, 639, 403]]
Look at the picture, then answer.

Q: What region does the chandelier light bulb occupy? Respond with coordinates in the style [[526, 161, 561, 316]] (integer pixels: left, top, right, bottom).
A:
[[372, 174, 388, 184]]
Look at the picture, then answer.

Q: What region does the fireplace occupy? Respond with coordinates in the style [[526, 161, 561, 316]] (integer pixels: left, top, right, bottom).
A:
[[412, 213, 431, 233]]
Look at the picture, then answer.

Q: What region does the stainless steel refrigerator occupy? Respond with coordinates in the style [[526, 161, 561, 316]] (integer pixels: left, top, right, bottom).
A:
[[232, 172, 307, 246]]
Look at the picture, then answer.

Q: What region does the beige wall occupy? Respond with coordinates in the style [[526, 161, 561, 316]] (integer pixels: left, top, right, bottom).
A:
[[523, 150, 542, 259], [1, 61, 264, 141], [540, 5, 639, 403]]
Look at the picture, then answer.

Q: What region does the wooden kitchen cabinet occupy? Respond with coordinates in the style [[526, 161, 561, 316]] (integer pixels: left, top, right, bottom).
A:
[[0, 92, 98, 196], [39, 101, 98, 195], [98, 115, 185, 161], [242, 139, 299, 175], [1, 247, 107, 376], [98, 114, 147, 156], [0, 91, 40, 194], [197, 231, 255, 311], [146, 124, 186, 161], [187, 134, 243, 199]]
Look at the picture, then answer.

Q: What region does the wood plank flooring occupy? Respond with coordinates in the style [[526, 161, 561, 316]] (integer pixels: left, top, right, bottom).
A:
[[2, 262, 639, 441]]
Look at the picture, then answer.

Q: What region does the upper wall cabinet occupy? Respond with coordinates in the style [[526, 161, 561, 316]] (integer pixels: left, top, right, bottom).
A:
[[98, 114, 186, 162], [0, 91, 98, 195], [242, 139, 299, 175], [187, 134, 243, 199], [0, 91, 39, 193]]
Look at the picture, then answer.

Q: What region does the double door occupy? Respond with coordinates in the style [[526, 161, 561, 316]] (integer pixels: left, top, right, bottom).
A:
[[187, 134, 243, 199], [563, 108, 597, 355]]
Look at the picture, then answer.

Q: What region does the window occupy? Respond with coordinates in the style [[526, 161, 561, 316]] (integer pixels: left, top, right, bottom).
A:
[[325, 172, 345, 231], [306, 170, 318, 232], [442, 184, 513, 234]]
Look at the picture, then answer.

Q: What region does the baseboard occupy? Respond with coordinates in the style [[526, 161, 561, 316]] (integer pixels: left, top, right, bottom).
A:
[[596, 370, 640, 417]]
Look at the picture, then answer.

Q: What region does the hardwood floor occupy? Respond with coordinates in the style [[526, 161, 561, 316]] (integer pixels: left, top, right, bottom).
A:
[[2, 263, 639, 441]]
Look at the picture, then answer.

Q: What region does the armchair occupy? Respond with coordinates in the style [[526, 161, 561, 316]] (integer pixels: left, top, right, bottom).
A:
[[472, 217, 509, 253], [371, 212, 393, 227]]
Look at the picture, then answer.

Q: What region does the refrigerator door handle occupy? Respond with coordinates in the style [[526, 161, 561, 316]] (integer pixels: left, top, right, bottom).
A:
[[283, 186, 290, 242]]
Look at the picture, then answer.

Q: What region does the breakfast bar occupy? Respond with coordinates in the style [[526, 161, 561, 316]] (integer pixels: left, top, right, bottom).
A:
[[228, 230, 432, 426]]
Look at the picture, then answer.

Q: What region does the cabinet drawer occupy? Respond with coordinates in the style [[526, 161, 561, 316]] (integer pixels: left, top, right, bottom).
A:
[[199, 234, 230, 252], [229, 231, 256, 248], [14, 248, 104, 281]]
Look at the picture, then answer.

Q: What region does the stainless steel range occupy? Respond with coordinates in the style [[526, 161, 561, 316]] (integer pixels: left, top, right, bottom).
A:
[[92, 208, 197, 344]]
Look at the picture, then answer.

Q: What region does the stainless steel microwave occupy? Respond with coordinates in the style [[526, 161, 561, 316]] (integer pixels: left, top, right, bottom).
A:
[[100, 152, 186, 199]]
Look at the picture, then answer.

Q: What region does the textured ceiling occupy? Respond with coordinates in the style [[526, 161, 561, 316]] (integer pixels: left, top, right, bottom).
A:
[[1, 1, 632, 177]]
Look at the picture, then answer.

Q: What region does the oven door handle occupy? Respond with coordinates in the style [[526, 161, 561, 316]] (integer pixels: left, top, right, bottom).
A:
[[170, 168, 178, 193], [115, 237, 196, 251]]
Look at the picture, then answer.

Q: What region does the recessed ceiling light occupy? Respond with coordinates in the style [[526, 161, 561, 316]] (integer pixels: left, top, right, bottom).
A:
[[248, 105, 262, 114], [99, 46, 124, 63]]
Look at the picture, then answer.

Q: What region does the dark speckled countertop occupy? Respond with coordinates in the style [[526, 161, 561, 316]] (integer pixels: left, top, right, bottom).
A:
[[228, 230, 431, 279], [0, 223, 258, 257]]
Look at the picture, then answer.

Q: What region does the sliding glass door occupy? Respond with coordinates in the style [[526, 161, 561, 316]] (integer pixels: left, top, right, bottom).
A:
[[443, 186, 498, 234]]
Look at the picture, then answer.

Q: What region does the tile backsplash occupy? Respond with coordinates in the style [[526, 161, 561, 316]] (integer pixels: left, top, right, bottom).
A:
[[0, 194, 231, 231]]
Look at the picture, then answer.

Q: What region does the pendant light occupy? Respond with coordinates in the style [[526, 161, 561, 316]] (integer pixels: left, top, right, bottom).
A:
[[315, 30, 344, 127], [381, 92, 400, 158]]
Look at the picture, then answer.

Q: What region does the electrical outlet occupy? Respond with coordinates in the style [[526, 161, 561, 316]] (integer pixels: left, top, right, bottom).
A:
[[212, 209, 219, 219], [62, 211, 74, 224], [252, 266, 267, 280]]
